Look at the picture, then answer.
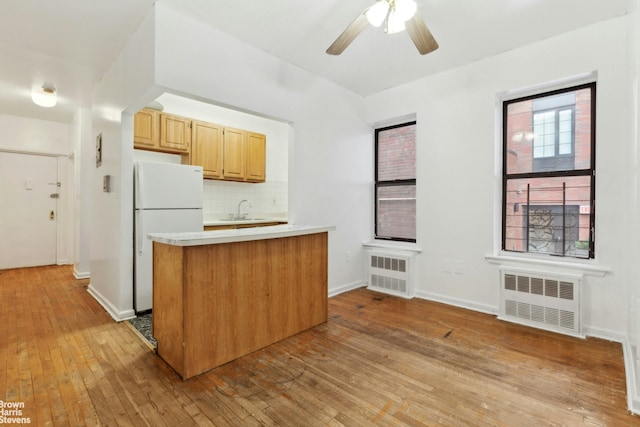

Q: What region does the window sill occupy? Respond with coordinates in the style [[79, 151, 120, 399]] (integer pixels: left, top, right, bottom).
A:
[[485, 253, 610, 277], [363, 240, 423, 254]]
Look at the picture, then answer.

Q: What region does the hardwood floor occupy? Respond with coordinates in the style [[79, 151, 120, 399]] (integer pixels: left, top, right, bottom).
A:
[[0, 265, 637, 426]]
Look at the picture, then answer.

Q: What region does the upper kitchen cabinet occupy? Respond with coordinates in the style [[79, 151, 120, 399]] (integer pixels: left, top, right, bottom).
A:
[[222, 127, 246, 181], [159, 112, 191, 153], [133, 109, 190, 155], [134, 103, 268, 183], [191, 120, 223, 179], [133, 108, 159, 149], [245, 132, 266, 182], [221, 128, 266, 183]]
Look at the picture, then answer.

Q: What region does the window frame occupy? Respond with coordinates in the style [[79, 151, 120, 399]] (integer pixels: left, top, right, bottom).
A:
[[374, 121, 417, 243], [501, 82, 596, 259]]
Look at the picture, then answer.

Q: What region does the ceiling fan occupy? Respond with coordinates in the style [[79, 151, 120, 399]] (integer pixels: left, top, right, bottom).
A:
[[326, 0, 438, 56]]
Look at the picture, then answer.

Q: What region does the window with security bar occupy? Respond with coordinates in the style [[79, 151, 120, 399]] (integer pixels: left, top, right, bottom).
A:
[[502, 83, 595, 258], [375, 122, 416, 242]]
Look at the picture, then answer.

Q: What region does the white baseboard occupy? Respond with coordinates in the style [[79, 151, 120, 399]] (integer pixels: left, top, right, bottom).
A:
[[415, 290, 498, 316], [328, 280, 366, 298], [73, 268, 90, 279], [623, 340, 640, 416], [87, 284, 136, 322], [582, 326, 626, 343]]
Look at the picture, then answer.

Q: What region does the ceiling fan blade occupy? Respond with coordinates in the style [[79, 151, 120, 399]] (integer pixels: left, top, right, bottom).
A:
[[405, 14, 439, 55], [326, 13, 369, 55]]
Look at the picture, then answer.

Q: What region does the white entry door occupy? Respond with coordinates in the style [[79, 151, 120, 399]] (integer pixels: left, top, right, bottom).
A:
[[0, 152, 58, 269]]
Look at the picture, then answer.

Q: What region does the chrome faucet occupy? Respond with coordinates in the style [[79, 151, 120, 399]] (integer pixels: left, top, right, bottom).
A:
[[236, 199, 252, 219]]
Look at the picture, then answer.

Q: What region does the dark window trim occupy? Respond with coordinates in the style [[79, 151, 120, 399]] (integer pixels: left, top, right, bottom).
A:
[[501, 82, 596, 258], [375, 121, 417, 243]]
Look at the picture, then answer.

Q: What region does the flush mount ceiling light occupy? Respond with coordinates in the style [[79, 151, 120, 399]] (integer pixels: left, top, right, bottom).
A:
[[32, 85, 57, 108], [327, 0, 438, 55]]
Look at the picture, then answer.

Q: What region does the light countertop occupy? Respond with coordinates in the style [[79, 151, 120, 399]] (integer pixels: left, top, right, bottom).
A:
[[149, 224, 335, 246]]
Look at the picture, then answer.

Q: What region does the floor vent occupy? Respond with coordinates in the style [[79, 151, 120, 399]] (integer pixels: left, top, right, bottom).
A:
[[366, 250, 415, 298], [499, 268, 582, 337]]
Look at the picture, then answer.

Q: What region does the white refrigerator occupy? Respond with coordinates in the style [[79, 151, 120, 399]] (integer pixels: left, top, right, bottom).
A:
[[134, 161, 204, 313]]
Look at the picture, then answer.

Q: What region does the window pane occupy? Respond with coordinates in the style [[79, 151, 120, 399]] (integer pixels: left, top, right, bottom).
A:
[[533, 146, 543, 158], [533, 113, 555, 159], [559, 134, 572, 155], [543, 135, 555, 157], [506, 88, 591, 174], [376, 184, 416, 240], [504, 176, 591, 257], [377, 124, 416, 181]]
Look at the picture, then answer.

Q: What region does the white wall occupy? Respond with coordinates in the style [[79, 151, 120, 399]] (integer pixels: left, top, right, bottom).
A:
[[87, 7, 158, 320], [0, 113, 74, 267], [365, 15, 635, 337], [0, 114, 71, 155], [630, 2, 640, 414], [72, 108, 92, 278]]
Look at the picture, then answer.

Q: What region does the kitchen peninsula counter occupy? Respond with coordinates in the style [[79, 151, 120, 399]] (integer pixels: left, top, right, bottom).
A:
[[150, 224, 333, 246], [148, 224, 334, 379]]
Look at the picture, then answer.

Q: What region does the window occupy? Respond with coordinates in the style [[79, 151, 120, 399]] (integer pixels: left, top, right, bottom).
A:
[[375, 122, 416, 242], [502, 83, 595, 258]]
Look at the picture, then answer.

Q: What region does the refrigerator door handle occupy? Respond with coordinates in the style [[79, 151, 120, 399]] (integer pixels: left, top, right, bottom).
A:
[[136, 210, 144, 255], [135, 163, 144, 209]]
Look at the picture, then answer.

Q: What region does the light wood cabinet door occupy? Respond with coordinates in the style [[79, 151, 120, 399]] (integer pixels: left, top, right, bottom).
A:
[[159, 112, 190, 153], [245, 132, 266, 182], [191, 120, 223, 179], [222, 127, 246, 180], [133, 108, 159, 149]]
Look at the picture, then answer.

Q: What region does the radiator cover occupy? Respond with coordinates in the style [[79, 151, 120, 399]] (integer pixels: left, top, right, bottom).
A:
[[366, 250, 415, 298], [499, 268, 583, 337]]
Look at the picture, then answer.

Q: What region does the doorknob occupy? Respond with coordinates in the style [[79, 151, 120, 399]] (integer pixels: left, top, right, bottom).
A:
[[50, 210, 55, 220]]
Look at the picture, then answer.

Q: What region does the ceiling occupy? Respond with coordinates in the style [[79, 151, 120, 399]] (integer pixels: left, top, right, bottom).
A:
[[0, 0, 633, 124]]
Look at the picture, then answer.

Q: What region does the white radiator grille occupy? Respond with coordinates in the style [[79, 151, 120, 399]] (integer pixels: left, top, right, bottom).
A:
[[366, 250, 414, 298], [500, 269, 582, 337]]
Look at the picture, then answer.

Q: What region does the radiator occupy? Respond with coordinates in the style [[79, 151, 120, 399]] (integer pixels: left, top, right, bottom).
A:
[[499, 268, 582, 337], [366, 250, 415, 298]]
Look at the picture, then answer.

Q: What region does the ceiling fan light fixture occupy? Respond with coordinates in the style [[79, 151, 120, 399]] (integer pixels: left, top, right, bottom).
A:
[[365, 1, 389, 27], [326, 0, 438, 56], [385, 10, 407, 34], [394, 0, 417, 21], [32, 85, 57, 108]]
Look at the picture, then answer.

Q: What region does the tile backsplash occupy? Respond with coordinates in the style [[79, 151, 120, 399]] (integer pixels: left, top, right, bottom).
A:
[[203, 180, 288, 220]]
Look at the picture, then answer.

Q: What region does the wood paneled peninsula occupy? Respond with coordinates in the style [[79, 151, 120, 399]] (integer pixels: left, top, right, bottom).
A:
[[148, 224, 335, 379]]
